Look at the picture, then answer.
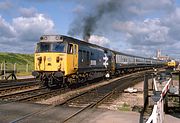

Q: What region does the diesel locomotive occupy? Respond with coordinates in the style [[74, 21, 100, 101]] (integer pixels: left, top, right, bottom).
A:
[[167, 60, 179, 69], [32, 35, 165, 87]]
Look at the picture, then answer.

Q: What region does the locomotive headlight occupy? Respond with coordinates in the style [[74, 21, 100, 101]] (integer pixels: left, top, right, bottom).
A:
[[45, 36, 47, 40], [40, 36, 47, 40], [47, 57, 51, 62], [55, 35, 63, 41], [56, 56, 60, 62], [56, 56, 63, 63], [55, 36, 60, 40]]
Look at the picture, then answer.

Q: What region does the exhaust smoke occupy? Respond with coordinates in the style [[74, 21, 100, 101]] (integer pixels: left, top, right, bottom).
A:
[[68, 0, 122, 42]]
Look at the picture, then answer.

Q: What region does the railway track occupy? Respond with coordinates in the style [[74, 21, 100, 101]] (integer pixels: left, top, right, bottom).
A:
[[0, 78, 36, 85], [0, 77, 107, 104], [0, 88, 46, 103], [0, 78, 107, 104], [0, 87, 67, 104], [60, 74, 144, 123], [18, 88, 65, 103], [9, 71, 147, 123], [0, 79, 40, 96]]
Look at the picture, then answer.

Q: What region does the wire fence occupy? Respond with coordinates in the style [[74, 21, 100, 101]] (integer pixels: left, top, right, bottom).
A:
[[0, 62, 34, 73]]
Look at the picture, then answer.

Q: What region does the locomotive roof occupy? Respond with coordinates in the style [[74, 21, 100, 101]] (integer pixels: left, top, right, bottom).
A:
[[40, 35, 161, 61], [61, 35, 156, 60]]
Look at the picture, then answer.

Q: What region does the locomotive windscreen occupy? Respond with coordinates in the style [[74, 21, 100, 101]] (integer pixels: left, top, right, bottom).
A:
[[35, 42, 66, 53]]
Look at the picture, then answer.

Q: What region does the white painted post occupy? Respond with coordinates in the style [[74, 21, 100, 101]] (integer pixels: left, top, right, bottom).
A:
[[0, 63, 2, 80], [152, 105, 157, 123], [3, 62, 6, 79], [26, 64, 28, 72], [153, 78, 158, 91], [14, 63, 16, 72], [0, 63, 2, 71]]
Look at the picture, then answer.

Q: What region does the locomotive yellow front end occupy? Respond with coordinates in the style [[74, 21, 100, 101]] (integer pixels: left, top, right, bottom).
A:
[[35, 53, 65, 72], [32, 35, 78, 87], [167, 60, 179, 69]]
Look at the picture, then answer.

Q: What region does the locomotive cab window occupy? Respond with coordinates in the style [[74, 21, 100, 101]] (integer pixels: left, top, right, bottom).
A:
[[35, 42, 66, 53], [52, 43, 66, 52], [36, 43, 50, 52], [67, 44, 73, 54]]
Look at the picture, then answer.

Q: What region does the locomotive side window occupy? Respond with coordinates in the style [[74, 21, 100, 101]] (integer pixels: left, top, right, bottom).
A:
[[87, 51, 90, 65], [87, 51, 89, 61], [83, 50, 86, 62], [68, 44, 73, 54], [79, 50, 83, 62]]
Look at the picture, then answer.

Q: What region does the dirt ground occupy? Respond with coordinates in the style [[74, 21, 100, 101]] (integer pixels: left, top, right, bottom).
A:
[[106, 81, 144, 112]]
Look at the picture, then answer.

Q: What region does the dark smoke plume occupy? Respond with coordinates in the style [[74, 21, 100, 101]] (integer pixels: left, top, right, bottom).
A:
[[68, 0, 122, 41]]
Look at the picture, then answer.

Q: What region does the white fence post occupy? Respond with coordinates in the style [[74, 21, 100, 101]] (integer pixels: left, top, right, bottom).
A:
[[14, 63, 16, 72], [3, 62, 6, 79], [0, 63, 2, 71], [26, 64, 28, 72], [0, 63, 32, 79]]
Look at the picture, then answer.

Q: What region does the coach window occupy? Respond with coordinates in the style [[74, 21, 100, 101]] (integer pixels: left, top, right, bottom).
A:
[[68, 44, 73, 54]]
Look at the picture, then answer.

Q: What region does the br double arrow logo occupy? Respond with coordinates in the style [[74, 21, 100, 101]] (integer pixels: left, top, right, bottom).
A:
[[103, 54, 109, 68]]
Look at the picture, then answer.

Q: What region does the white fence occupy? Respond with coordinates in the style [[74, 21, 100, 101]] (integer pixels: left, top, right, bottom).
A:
[[146, 78, 172, 123], [0, 63, 32, 73]]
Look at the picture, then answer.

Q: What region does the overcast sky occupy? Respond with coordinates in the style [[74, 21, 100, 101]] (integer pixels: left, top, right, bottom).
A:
[[0, 0, 180, 59]]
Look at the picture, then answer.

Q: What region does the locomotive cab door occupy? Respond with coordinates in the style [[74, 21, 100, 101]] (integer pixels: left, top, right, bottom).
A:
[[73, 44, 78, 69], [67, 43, 78, 75]]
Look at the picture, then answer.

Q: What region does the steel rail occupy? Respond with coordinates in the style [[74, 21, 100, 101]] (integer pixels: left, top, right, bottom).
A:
[[0, 78, 36, 84], [8, 69, 156, 123], [0, 82, 40, 96], [61, 75, 143, 122], [0, 88, 47, 103]]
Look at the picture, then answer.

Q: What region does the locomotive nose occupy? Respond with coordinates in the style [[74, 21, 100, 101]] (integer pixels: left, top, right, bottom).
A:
[[35, 53, 65, 72]]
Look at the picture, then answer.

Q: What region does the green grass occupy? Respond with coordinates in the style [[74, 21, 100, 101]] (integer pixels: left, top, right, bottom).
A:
[[0, 52, 34, 64], [0, 52, 34, 73], [118, 103, 131, 111], [16, 72, 32, 76], [173, 75, 179, 81]]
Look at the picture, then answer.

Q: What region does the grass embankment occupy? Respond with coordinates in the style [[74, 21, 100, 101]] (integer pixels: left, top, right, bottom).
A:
[[0, 52, 34, 76]]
